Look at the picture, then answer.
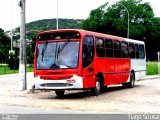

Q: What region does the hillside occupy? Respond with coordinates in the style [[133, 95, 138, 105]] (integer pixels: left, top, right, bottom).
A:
[[16, 18, 83, 32], [13, 18, 83, 41]]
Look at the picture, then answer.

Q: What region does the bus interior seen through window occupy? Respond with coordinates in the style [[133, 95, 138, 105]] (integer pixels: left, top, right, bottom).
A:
[[82, 36, 94, 68], [95, 38, 145, 59]]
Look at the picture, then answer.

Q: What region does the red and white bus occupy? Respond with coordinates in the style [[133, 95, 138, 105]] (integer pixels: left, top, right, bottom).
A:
[[34, 29, 146, 97]]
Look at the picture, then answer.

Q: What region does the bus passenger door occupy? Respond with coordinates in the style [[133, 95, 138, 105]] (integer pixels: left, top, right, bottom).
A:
[[82, 36, 95, 89]]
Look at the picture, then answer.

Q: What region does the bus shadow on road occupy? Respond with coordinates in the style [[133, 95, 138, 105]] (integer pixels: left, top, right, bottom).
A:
[[42, 84, 143, 99], [102, 84, 142, 93]]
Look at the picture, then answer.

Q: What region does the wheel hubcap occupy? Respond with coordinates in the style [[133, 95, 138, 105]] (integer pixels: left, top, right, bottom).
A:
[[131, 75, 135, 86], [96, 81, 100, 94]]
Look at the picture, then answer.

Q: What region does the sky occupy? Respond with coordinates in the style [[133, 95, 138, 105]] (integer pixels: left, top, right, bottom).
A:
[[0, 0, 159, 31]]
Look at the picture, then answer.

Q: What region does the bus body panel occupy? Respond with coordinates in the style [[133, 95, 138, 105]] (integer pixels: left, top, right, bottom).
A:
[[82, 58, 131, 88], [126, 38, 146, 81], [131, 59, 146, 81], [104, 58, 115, 85]]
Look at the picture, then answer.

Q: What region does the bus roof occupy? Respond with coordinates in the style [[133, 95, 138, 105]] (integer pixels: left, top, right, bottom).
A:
[[37, 29, 144, 44]]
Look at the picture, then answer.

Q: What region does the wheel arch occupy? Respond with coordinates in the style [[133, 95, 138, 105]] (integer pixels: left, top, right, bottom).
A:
[[96, 72, 104, 87], [130, 69, 135, 80]]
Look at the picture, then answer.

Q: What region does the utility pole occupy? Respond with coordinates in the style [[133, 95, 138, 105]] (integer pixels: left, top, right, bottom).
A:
[[9, 0, 15, 55], [18, 0, 27, 91], [158, 51, 160, 76], [117, 3, 129, 38], [11, 29, 13, 51], [10, 0, 13, 52], [56, 0, 59, 29]]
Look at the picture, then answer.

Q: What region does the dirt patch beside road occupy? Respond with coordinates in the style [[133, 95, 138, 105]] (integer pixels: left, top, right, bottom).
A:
[[0, 73, 160, 113]]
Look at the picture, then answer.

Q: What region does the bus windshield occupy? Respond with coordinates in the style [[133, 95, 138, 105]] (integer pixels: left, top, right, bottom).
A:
[[36, 41, 80, 69]]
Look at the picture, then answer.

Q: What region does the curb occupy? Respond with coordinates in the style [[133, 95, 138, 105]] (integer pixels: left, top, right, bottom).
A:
[[139, 75, 160, 81]]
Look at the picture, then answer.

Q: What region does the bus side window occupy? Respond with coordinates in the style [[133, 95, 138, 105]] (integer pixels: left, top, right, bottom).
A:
[[129, 43, 135, 59], [139, 44, 145, 59], [121, 42, 129, 58], [82, 36, 94, 68], [105, 39, 113, 57], [113, 40, 121, 58], [96, 37, 105, 57], [135, 44, 139, 59]]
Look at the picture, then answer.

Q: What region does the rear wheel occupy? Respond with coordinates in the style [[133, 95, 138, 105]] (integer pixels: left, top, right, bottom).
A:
[[128, 73, 135, 88], [55, 90, 65, 98], [122, 72, 135, 88]]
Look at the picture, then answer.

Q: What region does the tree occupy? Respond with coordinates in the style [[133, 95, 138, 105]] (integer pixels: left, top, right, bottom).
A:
[[8, 53, 19, 70], [0, 28, 10, 63], [144, 17, 160, 60], [26, 37, 36, 64], [82, 0, 160, 60]]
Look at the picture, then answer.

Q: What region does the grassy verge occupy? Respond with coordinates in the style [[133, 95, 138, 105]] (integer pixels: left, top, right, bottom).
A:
[[0, 62, 158, 75], [146, 62, 158, 75], [0, 65, 33, 75]]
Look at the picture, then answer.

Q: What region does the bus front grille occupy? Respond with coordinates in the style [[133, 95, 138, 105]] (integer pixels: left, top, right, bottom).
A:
[[40, 83, 73, 87]]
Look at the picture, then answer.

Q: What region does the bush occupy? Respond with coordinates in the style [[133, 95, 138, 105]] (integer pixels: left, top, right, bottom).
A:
[[147, 62, 158, 75], [7, 53, 19, 70]]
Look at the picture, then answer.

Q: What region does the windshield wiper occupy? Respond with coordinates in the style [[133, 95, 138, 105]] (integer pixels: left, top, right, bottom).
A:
[[41, 41, 48, 62], [57, 39, 70, 54], [50, 39, 70, 69]]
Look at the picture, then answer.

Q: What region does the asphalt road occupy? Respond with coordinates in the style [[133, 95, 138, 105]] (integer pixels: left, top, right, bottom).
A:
[[0, 106, 88, 114], [0, 73, 160, 116]]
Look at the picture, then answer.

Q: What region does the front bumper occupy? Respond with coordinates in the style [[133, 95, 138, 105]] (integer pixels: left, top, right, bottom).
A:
[[34, 75, 83, 90]]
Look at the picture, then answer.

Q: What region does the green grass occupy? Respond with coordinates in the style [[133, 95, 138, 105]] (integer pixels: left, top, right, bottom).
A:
[[146, 62, 158, 75], [0, 62, 159, 75], [0, 65, 33, 75]]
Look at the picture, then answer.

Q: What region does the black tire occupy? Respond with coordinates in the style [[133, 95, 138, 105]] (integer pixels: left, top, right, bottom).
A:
[[122, 72, 135, 88], [91, 77, 101, 96], [122, 82, 128, 88], [128, 73, 135, 88], [55, 90, 65, 97]]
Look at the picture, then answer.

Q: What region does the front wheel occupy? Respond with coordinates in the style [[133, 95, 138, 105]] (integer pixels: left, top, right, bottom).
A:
[[91, 77, 101, 96], [55, 90, 65, 98]]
